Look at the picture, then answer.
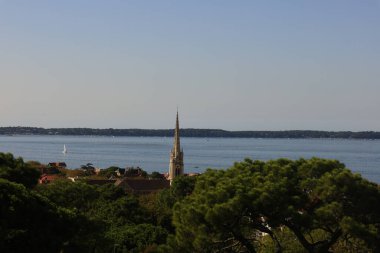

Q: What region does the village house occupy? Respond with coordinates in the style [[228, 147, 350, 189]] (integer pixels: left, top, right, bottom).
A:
[[48, 162, 67, 169], [63, 112, 192, 194], [39, 174, 61, 184]]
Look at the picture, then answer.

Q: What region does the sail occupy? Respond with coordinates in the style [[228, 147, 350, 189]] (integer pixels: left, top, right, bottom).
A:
[[63, 144, 67, 154]]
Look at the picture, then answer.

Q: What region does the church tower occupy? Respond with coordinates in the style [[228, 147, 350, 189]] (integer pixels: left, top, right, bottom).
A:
[[168, 111, 184, 181]]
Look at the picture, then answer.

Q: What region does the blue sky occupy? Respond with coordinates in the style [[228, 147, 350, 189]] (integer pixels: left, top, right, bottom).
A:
[[1, 1, 379, 130]]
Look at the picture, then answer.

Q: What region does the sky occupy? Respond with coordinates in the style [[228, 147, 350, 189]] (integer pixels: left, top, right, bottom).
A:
[[0, 1, 379, 131]]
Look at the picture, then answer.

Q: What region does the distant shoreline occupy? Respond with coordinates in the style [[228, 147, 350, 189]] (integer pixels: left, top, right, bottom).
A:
[[1, 127, 380, 139]]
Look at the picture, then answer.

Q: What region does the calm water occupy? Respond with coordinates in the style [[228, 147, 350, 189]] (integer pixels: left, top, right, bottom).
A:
[[0, 135, 379, 183]]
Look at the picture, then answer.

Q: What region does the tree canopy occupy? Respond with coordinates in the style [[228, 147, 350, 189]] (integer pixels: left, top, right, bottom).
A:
[[0, 178, 77, 252], [1, 152, 379, 252], [171, 158, 380, 253], [0, 153, 40, 188]]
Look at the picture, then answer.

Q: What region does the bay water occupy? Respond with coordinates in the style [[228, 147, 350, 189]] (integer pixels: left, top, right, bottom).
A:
[[0, 135, 379, 183]]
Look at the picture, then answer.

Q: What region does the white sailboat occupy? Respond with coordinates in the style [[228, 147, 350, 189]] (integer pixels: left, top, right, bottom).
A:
[[62, 144, 67, 154]]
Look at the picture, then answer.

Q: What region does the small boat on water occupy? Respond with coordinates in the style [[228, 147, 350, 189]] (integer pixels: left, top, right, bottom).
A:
[[62, 144, 67, 154]]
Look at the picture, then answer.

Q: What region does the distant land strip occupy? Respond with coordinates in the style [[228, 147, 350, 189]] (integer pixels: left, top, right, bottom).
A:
[[1, 127, 380, 139]]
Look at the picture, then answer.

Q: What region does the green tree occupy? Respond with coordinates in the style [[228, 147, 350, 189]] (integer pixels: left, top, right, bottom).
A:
[[36, 181, 127, 252], [154, 175, 197, 232], [0, 178, 77, 252], [171, 175, 196, 199], [171, 158, 380, 253], [0, 153, 40, 188], [98, 166, 119, 178], [89, 195, 148, 227], [107, 223, 168, 253], [150, 171, 165, 179], [36, 180, 99, 212]]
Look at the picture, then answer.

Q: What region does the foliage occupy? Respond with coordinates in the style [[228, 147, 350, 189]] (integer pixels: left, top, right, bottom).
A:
[[61, 168, 88, 177], [153, 176, 197, 232], [257, 227, 306, 253], [171, 175, 197, 199], [0, 178, 77, 253], [26, 160, 44, 170], [139, 192, 160, 222], [98, 166, 119, 178], [171, 158, 380, 253], [36, 180, 99, 212], [107, 223, 168, 253], [0, 153, 40, 188], [90, 195, 148, 227], [150, 171, 165, 179], [36, 179, 161, 252], [1, 152, 379, 253]]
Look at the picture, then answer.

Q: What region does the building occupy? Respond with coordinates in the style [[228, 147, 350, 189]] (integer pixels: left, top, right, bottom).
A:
[[48, 162, 67, 169], [168, 111, 184, 182], [39, 174, 61, 184]]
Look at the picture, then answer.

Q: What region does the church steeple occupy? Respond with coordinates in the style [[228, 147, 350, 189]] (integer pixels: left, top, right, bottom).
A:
[[174, 110, 181, 155], [168, 110, 184, 182]]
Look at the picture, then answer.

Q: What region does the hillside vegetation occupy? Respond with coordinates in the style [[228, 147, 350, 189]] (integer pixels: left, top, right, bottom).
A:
[[1, 152, 379, 252]]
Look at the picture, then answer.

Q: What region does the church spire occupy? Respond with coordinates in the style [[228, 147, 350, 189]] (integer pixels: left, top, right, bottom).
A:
[[168, 110, 184, 182], [174, 109, 180, 155]]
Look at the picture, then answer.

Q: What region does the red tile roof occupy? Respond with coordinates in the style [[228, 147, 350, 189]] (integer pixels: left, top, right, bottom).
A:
[[39, 174, 60, 184]]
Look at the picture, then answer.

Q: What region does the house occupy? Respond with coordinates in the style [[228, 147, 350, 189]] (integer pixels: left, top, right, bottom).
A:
[[39, 174, 61, 184], [48, 162, 67, 169], [115, 178, 170, 194]]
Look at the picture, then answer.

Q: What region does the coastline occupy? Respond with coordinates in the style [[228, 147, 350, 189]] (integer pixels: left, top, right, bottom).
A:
[[1, 127, 380, 139]]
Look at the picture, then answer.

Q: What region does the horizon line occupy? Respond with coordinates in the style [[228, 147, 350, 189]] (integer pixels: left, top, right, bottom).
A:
[[1, 126, 380, 133]]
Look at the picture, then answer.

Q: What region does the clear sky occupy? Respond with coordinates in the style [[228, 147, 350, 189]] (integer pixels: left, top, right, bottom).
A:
[[1, 1, 379, 131]]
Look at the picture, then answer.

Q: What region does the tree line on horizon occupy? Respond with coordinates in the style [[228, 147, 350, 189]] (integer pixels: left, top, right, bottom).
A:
[[1, 152, 380, 252], [1, 127, 380, 139]]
